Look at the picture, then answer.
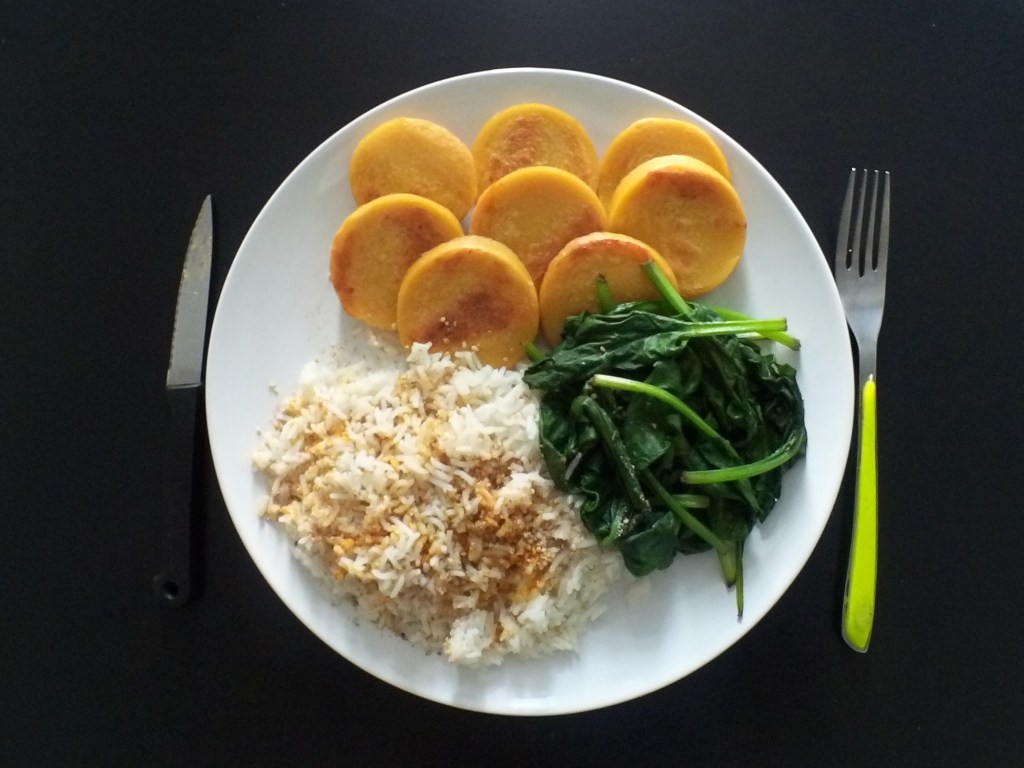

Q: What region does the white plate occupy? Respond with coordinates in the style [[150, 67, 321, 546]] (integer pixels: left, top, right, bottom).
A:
[[206, 68, 853, 715]]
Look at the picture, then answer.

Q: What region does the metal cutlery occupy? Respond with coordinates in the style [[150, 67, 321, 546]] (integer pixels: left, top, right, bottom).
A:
[[834, 169, 890, 652], [154, 195, 213, 606]]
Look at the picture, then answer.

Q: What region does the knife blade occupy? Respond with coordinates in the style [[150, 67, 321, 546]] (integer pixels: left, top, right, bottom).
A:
[[154, 195, 213, 606]]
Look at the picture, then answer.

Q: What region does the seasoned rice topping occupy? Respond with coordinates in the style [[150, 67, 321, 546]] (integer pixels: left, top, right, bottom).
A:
[[252, 335, 620, 664]]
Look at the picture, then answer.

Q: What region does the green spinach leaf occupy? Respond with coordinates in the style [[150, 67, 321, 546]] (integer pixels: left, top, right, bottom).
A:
[[523, 261, 807, 616]]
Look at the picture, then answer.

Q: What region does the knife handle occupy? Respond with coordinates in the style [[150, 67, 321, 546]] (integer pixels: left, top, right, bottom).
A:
[[154, 385, 199, 606]]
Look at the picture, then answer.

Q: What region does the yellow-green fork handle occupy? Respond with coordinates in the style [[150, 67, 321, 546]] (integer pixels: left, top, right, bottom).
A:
[[842, 376, 877, 652]]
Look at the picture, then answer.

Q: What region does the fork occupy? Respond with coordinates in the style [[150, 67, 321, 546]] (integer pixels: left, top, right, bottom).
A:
[[834, 168, 890, 653]]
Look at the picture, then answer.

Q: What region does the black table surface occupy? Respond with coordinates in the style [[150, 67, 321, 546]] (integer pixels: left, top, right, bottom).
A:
[[4, 2, 1023, 765]]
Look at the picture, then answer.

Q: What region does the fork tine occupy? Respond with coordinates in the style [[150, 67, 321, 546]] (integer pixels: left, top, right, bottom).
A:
[[851, 170, 869, 276], [865, 171, 879, 270], [876, 171, 891, 277], [835, 168, 857, 275]]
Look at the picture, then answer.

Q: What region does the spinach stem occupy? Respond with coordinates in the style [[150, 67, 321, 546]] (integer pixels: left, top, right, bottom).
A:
[[714, 539, 744, 617], [680, 318, 790, 338], [524, 341, 545, 363], [591, 373, 763, 514], [716, 547, 737, 585], [642, 260, 692, 317], [594, 316, 792, 341], [711, 306, 801, 350], [673, 493, 710, 508], [642, 257, 799, 350], [735, 540, 745, 619], [591, 374, 723, 442], [574, 396, 653, 517], [643, 471, 729, 554], [682, 428, 807, 484], [595, 275, 615, 313]]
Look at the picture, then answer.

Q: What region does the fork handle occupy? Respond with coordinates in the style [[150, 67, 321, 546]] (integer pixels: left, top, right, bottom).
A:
[[842, 376, 877, 652]]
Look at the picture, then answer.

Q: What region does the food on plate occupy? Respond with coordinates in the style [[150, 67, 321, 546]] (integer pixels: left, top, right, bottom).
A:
[[596, 117, 731, 206], [607, 154, 747, 299], [396, 235, 539, 367], [538, 231, 679, 346], [349, 117, 477, 219], [330, 193, 464, 330], [470, 166, 607, 287], [254, 100, 805, 662], [252, 332, 622, 665], [525, 261, 805, 617], [472, 103, 599, 192]]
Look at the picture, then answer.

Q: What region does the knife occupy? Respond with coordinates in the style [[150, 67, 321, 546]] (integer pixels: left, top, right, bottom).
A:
[[154, 195, 213, 606]]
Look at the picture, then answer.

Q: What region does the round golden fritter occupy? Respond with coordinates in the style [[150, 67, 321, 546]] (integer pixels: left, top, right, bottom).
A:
[[330, 193, 464, 330], [472, 103, 599, 192], [597, 117, 731, 207], [349, 117, 477, 219], [538, 232, 678, 346], [608, 155, 746, 299], [470, 166, 607, 288], [396, 235, 539, 367]]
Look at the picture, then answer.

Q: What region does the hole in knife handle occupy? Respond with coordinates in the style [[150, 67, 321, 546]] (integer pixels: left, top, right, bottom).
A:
[[152, 574, 189, 606]]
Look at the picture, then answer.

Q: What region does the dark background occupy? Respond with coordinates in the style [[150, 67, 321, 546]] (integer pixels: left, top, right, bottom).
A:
[[3, 1, 1022, 765]]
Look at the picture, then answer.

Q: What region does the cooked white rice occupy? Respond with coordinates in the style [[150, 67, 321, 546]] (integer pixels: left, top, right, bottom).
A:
[[251, 329, 621, 665]]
